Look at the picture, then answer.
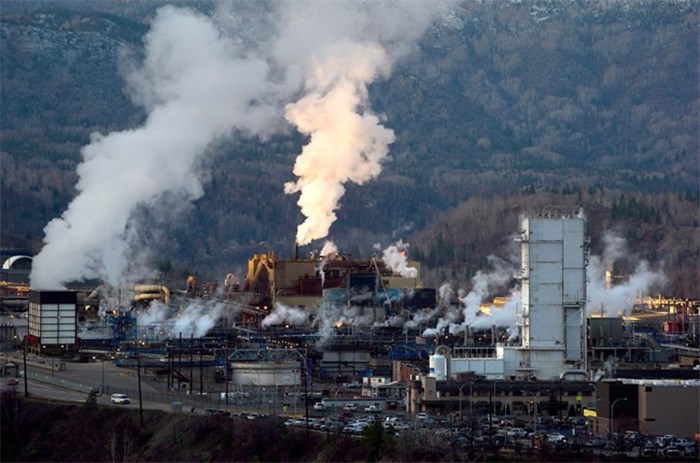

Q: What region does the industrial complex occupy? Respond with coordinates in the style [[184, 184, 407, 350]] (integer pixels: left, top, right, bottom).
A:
[[1, 213, 699, 445]]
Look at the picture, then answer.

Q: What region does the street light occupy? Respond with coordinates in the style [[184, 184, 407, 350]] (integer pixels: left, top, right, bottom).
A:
[[610, 397, 628, 442], [533, 390, 549, 435], [458, 382, 472, 425], [503, 397, 515, 421]]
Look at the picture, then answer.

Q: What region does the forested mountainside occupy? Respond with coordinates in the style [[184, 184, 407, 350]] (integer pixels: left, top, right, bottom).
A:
[[1, 1, 697, 297], [411, 190, 699, 299]]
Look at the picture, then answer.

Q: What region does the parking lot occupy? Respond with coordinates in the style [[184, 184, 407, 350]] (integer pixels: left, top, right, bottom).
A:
[[280, 408, 697, 460]]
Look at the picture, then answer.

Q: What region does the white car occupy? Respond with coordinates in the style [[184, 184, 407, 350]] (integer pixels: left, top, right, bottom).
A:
[[343, 403, 358, 412], [313, 402, 326, 411], [110, 393, 130, 404], [547, 433, 567, 444]]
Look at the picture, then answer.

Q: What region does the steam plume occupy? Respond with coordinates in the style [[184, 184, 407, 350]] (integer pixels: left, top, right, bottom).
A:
[[29, 1, 459, 291], [422, 256, 517, 336], [137, 299, 226, 339], [283, 42, 395, 245], [280, 1, 455, 245], [262, 302, 309, 327], [382, 239, 418, 278], [587, 231, 666, 316], [30, 6, 278, 289]]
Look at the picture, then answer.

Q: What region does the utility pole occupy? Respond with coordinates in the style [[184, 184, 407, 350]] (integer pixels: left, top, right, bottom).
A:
[[558, 379, 563, 420], [301, 349, 309, 441], [189, 333, 194, 395], [224, 347, 229, 406], [22, 337, 28, 398], [199, 340, 203, 396], [167, 344, 172, 390], [488, 388, 493, 449], [178, 332, 182, 393], [137, 349, 144, 427]]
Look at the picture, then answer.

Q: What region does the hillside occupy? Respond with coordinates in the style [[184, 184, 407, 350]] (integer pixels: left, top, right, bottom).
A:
[[0, 1, 697, 295], [410, 190, 700, 299], [0, 395, 643, 462]]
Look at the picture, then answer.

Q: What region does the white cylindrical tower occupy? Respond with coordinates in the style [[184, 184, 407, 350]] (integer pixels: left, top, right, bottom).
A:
[[428, 353, 447, 380]]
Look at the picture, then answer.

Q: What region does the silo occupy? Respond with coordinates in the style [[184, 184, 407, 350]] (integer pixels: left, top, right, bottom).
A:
[[428, 353, 447, 380]]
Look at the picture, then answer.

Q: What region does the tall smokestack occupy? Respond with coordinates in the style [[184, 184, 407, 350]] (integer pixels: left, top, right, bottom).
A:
[[605, 268, 613, 290]]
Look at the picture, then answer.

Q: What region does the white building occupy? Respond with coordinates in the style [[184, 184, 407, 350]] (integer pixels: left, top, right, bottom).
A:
[[450, 214, 589, 380], [27, 290, 77, 354]]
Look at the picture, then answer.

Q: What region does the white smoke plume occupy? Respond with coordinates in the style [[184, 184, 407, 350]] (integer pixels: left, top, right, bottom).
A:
[[414, 230, 666, 339], [283, 42, 395, 245], [415, 283, 456, 335], [469, 289, 520, 341], [315, 300, 374, 347], [320, 240, 339, 258], [587, 256, 666, 316], [315, 240, 339, 288], [30, 6, 280, 289], [421, 256, 517, 336], [586, 230, 667, 316], [137, 298, 226, 339], [382, 239, 418, 278], [280, 2, 456, 245], [261, 302, 309, 327], [29, 1, 459, 291], [601, 230, 627, 270]]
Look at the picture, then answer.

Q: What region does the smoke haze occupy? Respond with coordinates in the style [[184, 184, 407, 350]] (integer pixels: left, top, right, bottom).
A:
[[29, 1, 456, 289], [382, 239, 418, 278], [30, 6, 280, 289], [262, 302, 309, 327], [137, 298, 227, 339], [587, 231, 666, 316], [276, 1, 457, 245]]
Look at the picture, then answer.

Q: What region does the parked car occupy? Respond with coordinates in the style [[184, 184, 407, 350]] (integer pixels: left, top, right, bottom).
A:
[[342, 422, 368, 434], [680, 443, 696, 457], [642, 445, 656, 457], [110, 393, 130, 404], [6, 379, 19, 387], [547, 433, 567, 444], [587, 437, 608, 448], [364, 405, 381, 413], [313, 402, 326, 411], [506, 427, 528, 438], [343, 403, 358, 412]]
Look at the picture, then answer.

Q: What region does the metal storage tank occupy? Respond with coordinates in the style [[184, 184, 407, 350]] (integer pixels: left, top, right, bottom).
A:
[[428, 353, 447, 380]]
